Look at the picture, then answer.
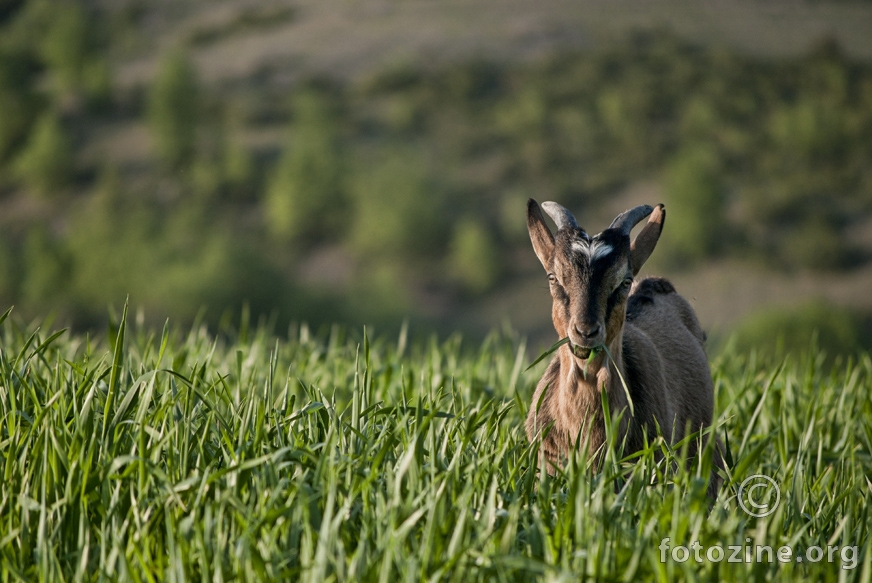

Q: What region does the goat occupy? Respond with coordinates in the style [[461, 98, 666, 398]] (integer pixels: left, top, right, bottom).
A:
[[525, 199, 722, 496]]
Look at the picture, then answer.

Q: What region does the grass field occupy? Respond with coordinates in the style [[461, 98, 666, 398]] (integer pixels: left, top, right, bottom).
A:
[[1, 304, 870, 581]]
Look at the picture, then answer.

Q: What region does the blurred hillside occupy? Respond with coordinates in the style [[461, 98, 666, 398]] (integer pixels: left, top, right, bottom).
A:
[[1, 0, 872, 356]]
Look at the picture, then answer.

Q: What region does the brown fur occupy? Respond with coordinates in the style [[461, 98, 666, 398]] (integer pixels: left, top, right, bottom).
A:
[[525, 199, 722, 497]]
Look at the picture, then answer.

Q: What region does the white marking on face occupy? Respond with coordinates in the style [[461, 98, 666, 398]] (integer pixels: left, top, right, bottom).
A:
[[572, 239, 613, 262], [590, 241, 613, 261]]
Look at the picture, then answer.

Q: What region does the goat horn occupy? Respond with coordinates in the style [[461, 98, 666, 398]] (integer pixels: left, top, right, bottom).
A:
[[608, 205, 654, 236], [541, 201, 580, 230]]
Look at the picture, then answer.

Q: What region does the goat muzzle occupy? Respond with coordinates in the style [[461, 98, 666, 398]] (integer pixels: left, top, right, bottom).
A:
[[569, 322, 605, 358], [572, 344, 593, 359]]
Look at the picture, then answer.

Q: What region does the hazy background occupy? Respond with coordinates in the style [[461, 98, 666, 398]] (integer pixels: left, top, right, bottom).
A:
[[1, 0, 872, 356]]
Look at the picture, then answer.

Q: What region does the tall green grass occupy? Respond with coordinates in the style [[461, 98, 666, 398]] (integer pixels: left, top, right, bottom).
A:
[[0, 306, 870, 582]]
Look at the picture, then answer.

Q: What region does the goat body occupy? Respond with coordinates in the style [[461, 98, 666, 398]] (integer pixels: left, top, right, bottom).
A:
[[525, 199, 721, 493]]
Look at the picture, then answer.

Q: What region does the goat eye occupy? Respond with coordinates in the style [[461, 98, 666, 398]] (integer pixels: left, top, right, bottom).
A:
[[548, 274, 557, 284], [621, 277, 633, 289]]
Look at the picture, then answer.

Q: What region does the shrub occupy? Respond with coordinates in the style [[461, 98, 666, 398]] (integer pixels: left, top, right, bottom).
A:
[[21, 226, 69, 304], [0, 234, 16, 302], [347, 146, 444, 259], [264, 90, 345, 241], [768, 97, 848, 164], [0, 48, 39, 165], [730, 300, 870, 358], [449, 218, 502, 294], [147, 50, 200, 170], [40, 3, 89, 96], [14, 111, 74, 197], [67, 173, 284, 325], [781, 215, 855, 271], [660, 145, 725, 265]]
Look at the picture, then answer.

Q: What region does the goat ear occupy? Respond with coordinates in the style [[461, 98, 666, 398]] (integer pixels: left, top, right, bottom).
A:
[[629, 203, 665, 276], [527, 198, 555, 270]]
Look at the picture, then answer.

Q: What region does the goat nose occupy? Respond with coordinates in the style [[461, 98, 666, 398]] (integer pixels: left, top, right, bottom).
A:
[[576, 324, 601, 341]]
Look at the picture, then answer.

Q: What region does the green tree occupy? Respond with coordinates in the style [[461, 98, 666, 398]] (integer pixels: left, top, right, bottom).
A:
[[768, 97, 847, 164], [21, 226, 69, 304], [191, 106, 254, 201], [264, 90, 345, 240], [449, 218, 502, 294], [0, 234, 16, 302], [348, 147, 444, 259], [67, 168, 282, 323], [147, 51, 199, 170], [66, 166, 153, 309], [0, 49, 39, 166], [782, 215, 850, 271], [40, 3, 88, 96], [221, 125, 254, 197], [14, 111, 74, 197], [660, 145, 725, 265], [732, 300, 867, 358]]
